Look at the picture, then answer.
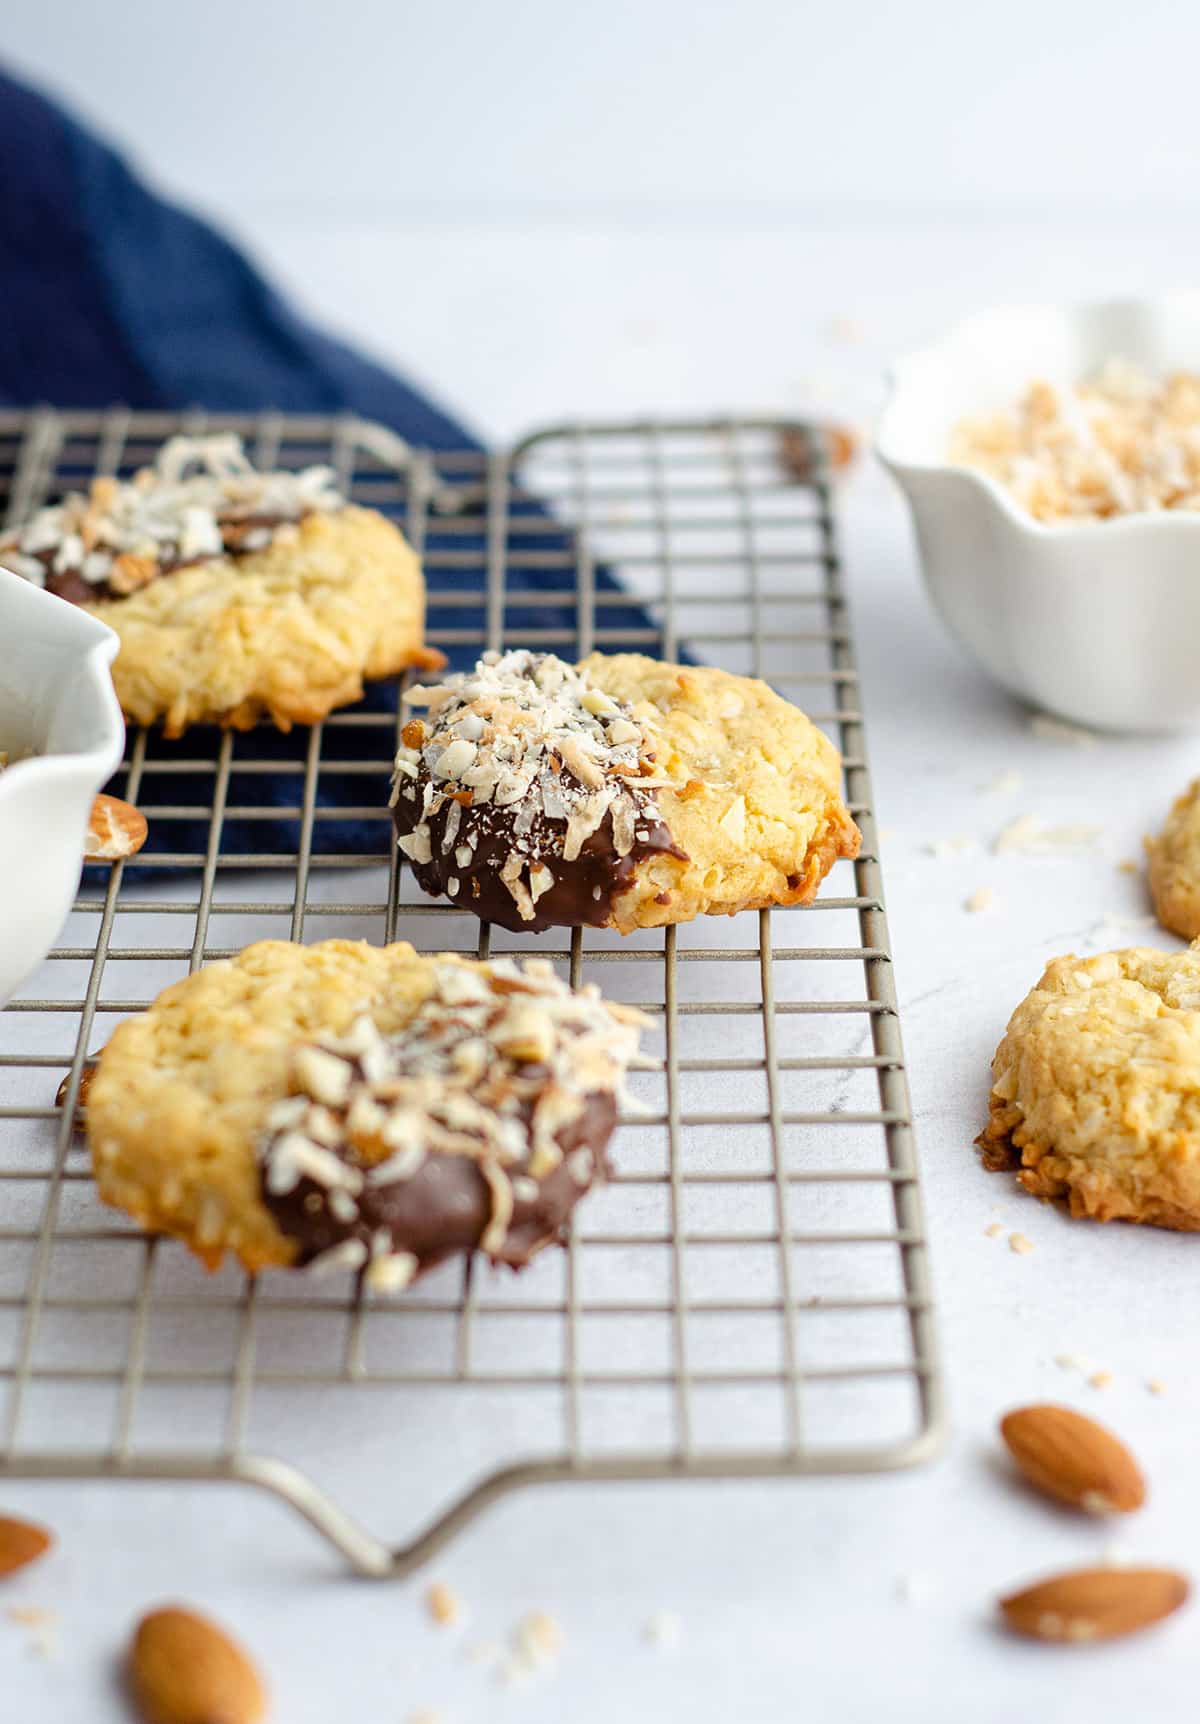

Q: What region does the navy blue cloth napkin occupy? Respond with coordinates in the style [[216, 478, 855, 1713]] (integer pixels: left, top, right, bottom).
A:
[[0, 67, 662, 865]]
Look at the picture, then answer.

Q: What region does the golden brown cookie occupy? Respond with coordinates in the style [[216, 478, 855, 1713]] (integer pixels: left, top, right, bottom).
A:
[[391, 650, 860, 933], [0, 435, 438, 736], [977, 945, 1200, 1231], [1146, 779, 1200, 940], [87, 939, 645, 1281]]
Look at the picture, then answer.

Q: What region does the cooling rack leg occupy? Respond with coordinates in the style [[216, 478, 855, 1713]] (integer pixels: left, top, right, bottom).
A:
[[0, 1431, 946, 1581]]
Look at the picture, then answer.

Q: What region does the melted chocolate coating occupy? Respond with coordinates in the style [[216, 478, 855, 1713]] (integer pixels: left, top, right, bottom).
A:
[[27, 511, 305, 606], [262, 1089, 616, 1274], [394, 781, 686, 933]]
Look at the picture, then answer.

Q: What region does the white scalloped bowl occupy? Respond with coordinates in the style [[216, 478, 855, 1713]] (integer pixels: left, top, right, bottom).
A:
[[877, 295, 1200, 732], [0, 566, 124, 1004]]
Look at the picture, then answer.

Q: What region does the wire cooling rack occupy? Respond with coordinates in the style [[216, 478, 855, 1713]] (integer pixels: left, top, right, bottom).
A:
[[0, 410, 943, 1576]]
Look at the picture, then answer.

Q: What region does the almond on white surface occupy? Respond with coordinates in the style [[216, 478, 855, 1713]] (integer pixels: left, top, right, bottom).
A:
[[999, 1404, 1145, 1515], [999, 1566, 1188, 1643], [128, 1604, 267, 1724], [0, 1515, 52, 1577]]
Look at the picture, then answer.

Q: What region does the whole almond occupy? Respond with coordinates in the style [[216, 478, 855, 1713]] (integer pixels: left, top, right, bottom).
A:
[[129, 1606, 267, 1724], [1000, 1565, 1189, 1643], [1000, 1403, 1145, 1514], [0, 1515, 52, 1576], [85, 793, 148, 862]]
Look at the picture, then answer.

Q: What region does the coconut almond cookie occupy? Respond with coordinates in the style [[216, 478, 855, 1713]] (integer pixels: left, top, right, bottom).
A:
[[1146, 779, 1200, 940], [977, 945, 1200, 1231], [86, 939, 646, 1282], [0, 435, 438, 737], [390, 650, 860, 933]]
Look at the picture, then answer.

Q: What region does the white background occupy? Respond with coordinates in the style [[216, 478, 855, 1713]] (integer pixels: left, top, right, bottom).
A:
[[6, 4, 1200, 1719]]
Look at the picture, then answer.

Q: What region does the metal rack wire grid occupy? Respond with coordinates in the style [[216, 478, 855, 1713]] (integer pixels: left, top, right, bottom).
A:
[[0, 409, 943, 1577]]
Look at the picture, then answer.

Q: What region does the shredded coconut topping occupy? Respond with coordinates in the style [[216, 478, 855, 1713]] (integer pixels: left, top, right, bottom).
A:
[[392, 650, 672, 920], [950, 362, 1200, 521], [257, 955, 646, 1283], [0, 433, 345, 592]]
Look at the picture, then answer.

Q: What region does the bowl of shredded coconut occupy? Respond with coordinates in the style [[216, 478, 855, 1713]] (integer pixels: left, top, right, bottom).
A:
[[877, 296, 1200, 731]]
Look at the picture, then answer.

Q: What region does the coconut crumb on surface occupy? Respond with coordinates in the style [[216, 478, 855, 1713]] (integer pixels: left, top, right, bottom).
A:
[[964, 886, 995, 913], [926, 835, 978, 860], [515, 1610, 562, 1664], [6, 1605, 59, 1660], [1008, 1232, 1035, 1255], [1089, 1370, 1114, 1391], [1116, 859, 1140, 875], [1083, 911, 1156, 951], [1147, 1377, 1167, 1396], [993, 815, 1104, 855], [497, 1611, 564, 1685], [980, 768, 1023, 795], [425, 1580, 463, 1628], [1055, 1352, 1080, 1371], [642, 1611, 683, 1650], [1029, 713, 1098, 747], [406, 1712, 447, 1724], [984, 1221, 1005, 1239]]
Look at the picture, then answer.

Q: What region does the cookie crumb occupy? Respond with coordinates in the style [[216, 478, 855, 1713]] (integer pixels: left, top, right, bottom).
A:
[[1008, 1232, 1034, 1255], [926, 835, 977, 860], [1147, 1377, 1167, 1396], [980, 768, 1023, 795], [1116, 859, 1140, 875], [1089, 1370, 1114, 1391], [984, 1221, 1005, 1239], [1029, 713, 1097, 748], [642, 1611, 682, 1650], [7, 1605, 59, 1660], [500, 1611, 564, 1685], [964, 887, 995, 913], [993, 815, 1104, 855], [425, 1581, 463, 1628], [1054, 1352, 1079, 1371]]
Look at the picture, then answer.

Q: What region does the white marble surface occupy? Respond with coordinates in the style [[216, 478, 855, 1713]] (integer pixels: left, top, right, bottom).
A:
[[7, 220, 1200, 1720]]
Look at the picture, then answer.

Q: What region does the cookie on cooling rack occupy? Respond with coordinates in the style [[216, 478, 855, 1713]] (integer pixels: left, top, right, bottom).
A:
[[86, 938, 646, 1282], [1146, 779, 1200, 940], [977, 944, 1200, 1231], [0, 434, 440, 737], [389, 649, 860, 933]]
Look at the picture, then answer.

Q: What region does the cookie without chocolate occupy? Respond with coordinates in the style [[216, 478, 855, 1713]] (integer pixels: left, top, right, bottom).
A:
[[1146, 779, 1200, 940], [978, 945, 1200, 1230], [86, 939, 645, 1281], [0, 435, 439, 737], [390, 650, 860, 933]]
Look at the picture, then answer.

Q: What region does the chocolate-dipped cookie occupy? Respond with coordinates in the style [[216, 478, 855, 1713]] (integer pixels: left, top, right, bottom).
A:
[[391, 649, 859, 933], [86, 939, 645, 1282], [0, 434, 439, 736]]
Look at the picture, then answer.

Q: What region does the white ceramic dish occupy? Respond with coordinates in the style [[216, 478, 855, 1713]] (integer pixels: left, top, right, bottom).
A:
[[0, 566, 124, 1003], [877, 294, 1200, 733]]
